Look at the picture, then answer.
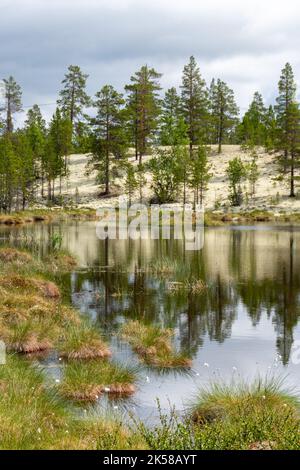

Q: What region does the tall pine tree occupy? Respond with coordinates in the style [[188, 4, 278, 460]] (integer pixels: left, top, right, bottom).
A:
[[160, 87, 188, 145], [275, 63, 297, 161], [180, 56, 209, 154], [210, 79, 239, 153], [239, 92, 267, 147], [89, 85, 128, 194], [0, 76, 22, 133], [279, 102, 300, 197], [125, 65, 162, 163], [58, 65, 90, 130]]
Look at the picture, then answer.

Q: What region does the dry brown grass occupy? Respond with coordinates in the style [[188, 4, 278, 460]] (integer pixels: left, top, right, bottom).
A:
[[0, 212, 50, 226], [62, 383, 136, 402], [0, 248, 33, 264], [0, 275, 60, 299], [9, 335, 53, 354], [0, 215, 24, 225], [62, 343, 111, 360], [45, 253, 77, 272]]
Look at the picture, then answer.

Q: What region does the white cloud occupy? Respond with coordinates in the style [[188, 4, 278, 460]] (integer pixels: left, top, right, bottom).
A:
[[1, 0, 300, 123]]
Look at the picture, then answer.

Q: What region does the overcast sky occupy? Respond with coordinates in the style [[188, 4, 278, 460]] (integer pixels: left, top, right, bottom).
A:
[[1, 0, 300, 124]]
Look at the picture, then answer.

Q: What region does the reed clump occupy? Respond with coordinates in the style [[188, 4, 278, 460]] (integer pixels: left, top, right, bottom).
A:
[[58, 360, 136, 402], [121, 320, 191, 368]]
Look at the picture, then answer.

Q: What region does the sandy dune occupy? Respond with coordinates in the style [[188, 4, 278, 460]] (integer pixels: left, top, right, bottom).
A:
[[44, 145, 300, 212]]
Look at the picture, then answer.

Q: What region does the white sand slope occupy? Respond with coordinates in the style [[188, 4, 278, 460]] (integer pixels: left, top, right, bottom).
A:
[[41, 145, 300, 212]]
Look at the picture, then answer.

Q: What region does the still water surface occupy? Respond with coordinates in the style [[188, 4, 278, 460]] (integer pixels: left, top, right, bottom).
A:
[[1, 221, 300, 420]]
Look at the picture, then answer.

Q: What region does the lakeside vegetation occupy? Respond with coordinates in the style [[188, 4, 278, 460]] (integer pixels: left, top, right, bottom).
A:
[[0, 60, 300, 212], [135, 377, 300, 450], [0, 245, 300, 449]]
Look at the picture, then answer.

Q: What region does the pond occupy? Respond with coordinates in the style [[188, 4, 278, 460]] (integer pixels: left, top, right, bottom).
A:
[[1, 220, 300, 421]]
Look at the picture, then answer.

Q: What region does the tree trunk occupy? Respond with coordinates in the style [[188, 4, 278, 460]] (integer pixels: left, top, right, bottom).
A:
[[105, 150, 109, 194], [290, 154, 295, 197], [218, 110, 224, 154], [189, 141, 193, 158], [48, 180, 52, 201]]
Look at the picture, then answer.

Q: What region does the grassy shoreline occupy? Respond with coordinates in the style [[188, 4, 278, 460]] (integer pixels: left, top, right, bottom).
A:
[[0, 208, 98, 226], [2, 206, 300, 228], [0, 247, 141, 448], [1, 246, 300, 449]]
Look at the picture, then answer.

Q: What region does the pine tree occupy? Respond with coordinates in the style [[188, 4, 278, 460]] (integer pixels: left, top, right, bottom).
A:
[[58, 65, 90, 127], [239, 92, 267, 147], [210, 79, 239, 153], [148, 148, 181, 203], [125, 65, 162, 163], [24, 105, 46, 197], [0, 136, 18, 211], [171, 144, 190, 204], [160, 87, 188, 145], [0, 76, 22, 133], [265, 105, 277, 151], [45, 109, 72, 201], [13, 131, 35, 209], [136, 163, 147, 203], [279, 102, 300, 197], [180, 56, 209, 154], [246, 150, 260, 197], [275, 63, 297, 161], [189, 145, 212, 205], [88, 85, 128, 194], [226, 157, 247, 206], [124, 164, 138, 204]]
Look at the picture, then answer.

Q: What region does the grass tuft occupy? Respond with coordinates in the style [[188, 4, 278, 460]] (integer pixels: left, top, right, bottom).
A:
[[59, 360, 136, 402], [59, 322, 111, 360], [0, 354, 144, 449], [121, 320, 191, 368]]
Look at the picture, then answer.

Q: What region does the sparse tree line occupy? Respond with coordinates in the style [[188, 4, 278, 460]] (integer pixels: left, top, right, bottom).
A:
[[0, 58, 299, 211]]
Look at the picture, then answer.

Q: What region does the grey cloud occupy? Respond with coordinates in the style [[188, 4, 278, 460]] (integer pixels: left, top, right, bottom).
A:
[[0, 0, 300, 122]]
